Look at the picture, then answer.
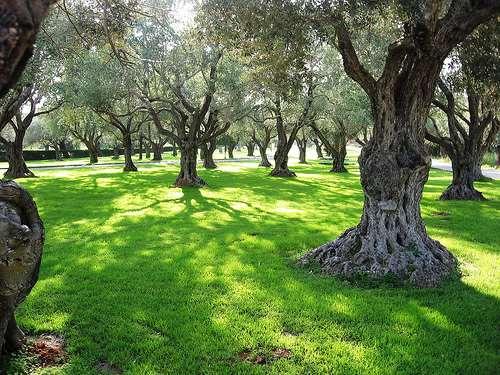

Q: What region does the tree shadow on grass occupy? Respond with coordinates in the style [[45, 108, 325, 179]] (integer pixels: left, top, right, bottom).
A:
[[5, 164, 499, 374]]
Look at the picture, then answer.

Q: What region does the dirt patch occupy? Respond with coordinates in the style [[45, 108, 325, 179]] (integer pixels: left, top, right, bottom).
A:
[[96, 361, 123, 374], [237, 347, 292, 365], [29, 334, 66, 367]]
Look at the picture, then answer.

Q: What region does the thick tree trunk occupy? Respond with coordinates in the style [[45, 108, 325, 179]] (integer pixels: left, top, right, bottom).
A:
[[175, 143, 205, 187], [152, 143, 162, 161], [0, 181, 44, 354], [202, 142, 217, 169], [246, 142, 255, 156], [441, 157, 485, 200], [271, 146, 295, 177], [112, 145, 120, 160], [330, 139, 347, 173], [122, 133, 137, 172], [4, 142, 34, 179], [258, 145, 272, 167]]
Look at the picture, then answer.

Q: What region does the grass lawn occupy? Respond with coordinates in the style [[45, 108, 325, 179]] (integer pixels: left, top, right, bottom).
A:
[[4, 161, 499, 374]]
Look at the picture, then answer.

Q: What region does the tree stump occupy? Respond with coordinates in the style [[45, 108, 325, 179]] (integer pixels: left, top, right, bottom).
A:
[[0, 181, 44, 354]]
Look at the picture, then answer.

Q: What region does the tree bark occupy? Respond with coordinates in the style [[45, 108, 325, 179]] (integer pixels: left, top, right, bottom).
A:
[[4, 141, 34, 179], [172, 142, 177, 157], [138, 133, 143, 161], [440, 156, 485, 200], [246, 142, 255, 156], [296, 138, 307, 164], [112, 144, 120, 160], [258, 145, 272, 167], [202, 142, 217, 169], [176, 143, 205, 187], [496, 144, 500, 167], [0, 181, 44, 354], [271, 146, 296, 177], [313, 138, 324, 159], [122, 133, 137, 172], [227, 143, 235, 159], [58, 140, 70, 158], [152, 143, 162, 161], [330, 137, 347, 173]]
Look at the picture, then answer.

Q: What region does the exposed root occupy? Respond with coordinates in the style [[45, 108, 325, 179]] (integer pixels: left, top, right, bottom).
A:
[[174, 176, 206, 188], [269, 169, 296, 177], [440, 184, 485, 201], [300, 226, 457, 288]]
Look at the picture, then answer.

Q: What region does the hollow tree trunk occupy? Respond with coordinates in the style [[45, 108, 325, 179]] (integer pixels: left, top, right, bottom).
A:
[[302, 69, 456, 286], [441, 156, 485, 200], [4, 142, 34, 179], [152, 143, 162, 161], [246, 142, 255, 156], [258, 145, 272, 167], [0, 181, 44, 354], [202, 142, 217, 169], [122, 133, 137, 172], [175, 142, 205, 187], [331, 139, 347, 173]]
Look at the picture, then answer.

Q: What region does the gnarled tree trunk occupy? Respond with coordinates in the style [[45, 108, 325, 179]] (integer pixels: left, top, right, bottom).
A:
[[4, 141, 34, 179], [122, 133, 137, 172], [176, 143, 205, 187], [0, 181, 44, 354], [441, 156, 485, 200]]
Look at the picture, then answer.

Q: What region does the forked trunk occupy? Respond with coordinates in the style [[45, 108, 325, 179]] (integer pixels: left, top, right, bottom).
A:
[[152, 143, 162, 161], [175, 143, 205, 187], [202, 142, 217, 169], [123, 133, 137, 172], [258, 145, 272, 167], [441, 157, 485, 200], [0, 181, 44, 354], [4, 142, 35, 179]]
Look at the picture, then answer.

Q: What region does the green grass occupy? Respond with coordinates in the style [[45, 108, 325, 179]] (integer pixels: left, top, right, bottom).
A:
[[5, 161, 500, 374]]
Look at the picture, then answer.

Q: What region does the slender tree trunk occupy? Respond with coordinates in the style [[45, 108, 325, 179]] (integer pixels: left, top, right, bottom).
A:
[[172, 142, 177, 157], [258, 144, 272, 167], [122, 133, 137, 172], [246, 142, 255, 156], [441, 156, 485, 200], [496, 144, 500, 167], [297, 138, 307, 164], [313, 139, 324, 159], [4, 141, 34, 179], [145, 142, 151, 159], [330, 138, 347, 173], [202, 142, 217, 169], [152, 143, 162, 161], [0, 181, 44, 354], [175, 142, 205, 187], [228, 144, 235, 159], [112, 144, 120, 160], [138, 133, 143, 161]]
